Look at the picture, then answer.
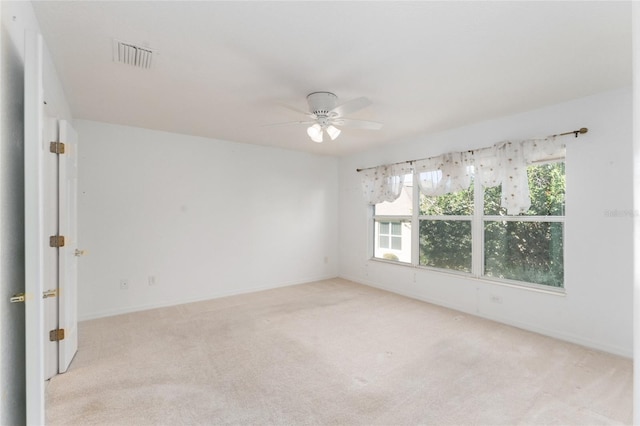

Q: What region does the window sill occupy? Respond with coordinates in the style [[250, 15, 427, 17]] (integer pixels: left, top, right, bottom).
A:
[[368, 258, 566, 297]]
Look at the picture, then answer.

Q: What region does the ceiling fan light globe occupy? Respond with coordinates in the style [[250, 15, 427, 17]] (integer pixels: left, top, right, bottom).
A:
[[307, 124, 323, 143], [326, 125, 341, 140]]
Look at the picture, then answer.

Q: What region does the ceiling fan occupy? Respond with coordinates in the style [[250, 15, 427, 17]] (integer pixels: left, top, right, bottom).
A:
[[272, 92, 383, 143]]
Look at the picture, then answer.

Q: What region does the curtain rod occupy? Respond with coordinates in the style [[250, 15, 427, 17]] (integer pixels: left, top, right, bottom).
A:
[[355, 127, 588, 173]]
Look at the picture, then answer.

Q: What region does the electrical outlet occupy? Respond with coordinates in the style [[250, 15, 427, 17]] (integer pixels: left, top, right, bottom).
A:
[[324, 256, 329, 264], [148, 275, 156, 286], [120, 279, 129, 290], [490, 295, 503, 304]]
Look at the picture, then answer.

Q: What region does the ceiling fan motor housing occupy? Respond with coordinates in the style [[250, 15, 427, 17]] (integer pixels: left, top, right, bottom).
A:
[[307, 92, 338, 118]]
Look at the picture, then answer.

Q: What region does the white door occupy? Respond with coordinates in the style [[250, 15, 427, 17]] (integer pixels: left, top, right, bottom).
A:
[[43, 115, 58, 381], [58, 120, 79, 372], [24, 30, 46, 426]]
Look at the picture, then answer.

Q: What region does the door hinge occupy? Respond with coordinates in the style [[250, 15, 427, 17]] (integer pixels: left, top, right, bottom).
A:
[[49, 141, 65, 154], [49, 329, 65, 342], [49, 235, 65, 248], [43, 289, 58, 299], [10, 293, 25, 303]]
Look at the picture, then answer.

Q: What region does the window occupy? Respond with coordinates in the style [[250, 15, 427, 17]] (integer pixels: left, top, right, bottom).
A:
[[419, 178, 474, 272], [373, 174, 412, 263], [372, 161, 565, 289], [483, 162, 565, 287], [379, 221, 402, 250]]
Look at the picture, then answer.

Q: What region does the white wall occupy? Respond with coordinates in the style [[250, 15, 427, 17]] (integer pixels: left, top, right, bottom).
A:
[[339, 88, 633, 357], [76, 120, 338, 320]]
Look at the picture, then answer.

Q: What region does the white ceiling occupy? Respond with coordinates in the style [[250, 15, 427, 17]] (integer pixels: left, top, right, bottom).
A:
[[33, 1, 632, 157]]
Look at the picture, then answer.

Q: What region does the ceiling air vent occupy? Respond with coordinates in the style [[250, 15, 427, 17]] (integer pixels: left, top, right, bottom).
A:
[[112, 40, 154, 69]]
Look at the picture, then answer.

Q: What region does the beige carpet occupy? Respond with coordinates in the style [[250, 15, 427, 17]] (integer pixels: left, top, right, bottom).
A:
[[46, 278, 632, 425]]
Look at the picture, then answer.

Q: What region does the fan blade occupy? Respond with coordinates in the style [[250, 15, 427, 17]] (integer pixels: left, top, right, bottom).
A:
[[277, 103, 315, 118], [261, 120, 315, 128], [330, 97, 372, 117], [334, 118, 383, 130]]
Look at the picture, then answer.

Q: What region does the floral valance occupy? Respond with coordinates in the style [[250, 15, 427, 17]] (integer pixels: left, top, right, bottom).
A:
[[361, 163, 413, 205], [360, 136, 565, 214], [414, 152, 473, 197]]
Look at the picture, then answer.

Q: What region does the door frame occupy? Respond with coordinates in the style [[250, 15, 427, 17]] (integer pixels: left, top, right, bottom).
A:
[[43, 115, 58, 381], [58, 119, 79, 373]]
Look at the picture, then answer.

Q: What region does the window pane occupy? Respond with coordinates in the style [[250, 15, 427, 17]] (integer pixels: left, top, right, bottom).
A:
[[379, 222, 390, 234], [375, 174, 413, 216], [374, 220, 411, 263], [484, 221, 563, 287], [391, 222, 401, 236], [419, 220, 472, 272], [419, 183, 474, 216], [484, 162, 565, 216], [391, 236, 401, 250]]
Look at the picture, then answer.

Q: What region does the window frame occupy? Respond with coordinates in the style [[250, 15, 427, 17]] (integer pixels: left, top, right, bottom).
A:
[[371, 160, 566, 293]]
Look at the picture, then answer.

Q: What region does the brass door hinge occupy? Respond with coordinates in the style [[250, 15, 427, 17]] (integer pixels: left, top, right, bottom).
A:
[[49, 141, 65, 154], [10, 293, 25, 303], [49, 235, 65, 248], [43, 289, 57, 299], [49, 329, 65, 342]]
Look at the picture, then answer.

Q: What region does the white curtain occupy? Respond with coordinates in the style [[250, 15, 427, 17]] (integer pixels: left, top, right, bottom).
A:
[[414, 152, 473, 196], [475, 137, 564, 214], [474, 141, 530, 214], [360, 163, 412, 206], [361, 135, 565, 215], [523, 136, 565, 162]]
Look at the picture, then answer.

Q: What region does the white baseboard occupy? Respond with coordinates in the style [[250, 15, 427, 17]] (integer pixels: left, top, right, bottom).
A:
[[339, 273, 632, 359], [79, 274, 338, 322]]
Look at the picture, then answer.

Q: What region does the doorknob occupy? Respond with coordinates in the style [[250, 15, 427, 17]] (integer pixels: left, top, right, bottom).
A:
[[74, 249, 86, 257], [10, 293, 25, 303]]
